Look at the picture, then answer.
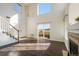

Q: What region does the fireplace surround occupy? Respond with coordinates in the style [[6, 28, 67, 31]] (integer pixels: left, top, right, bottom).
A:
[[68, 32, 79, 56]]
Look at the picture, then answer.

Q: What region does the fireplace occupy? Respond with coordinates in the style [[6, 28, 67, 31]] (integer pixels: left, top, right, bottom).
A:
[[69, 39, 78, 56]]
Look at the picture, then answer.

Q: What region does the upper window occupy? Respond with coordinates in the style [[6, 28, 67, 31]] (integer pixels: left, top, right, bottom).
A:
[[37, 4, 52, 15], [10, 14, 18, 26], [15, 4, 21, 13]]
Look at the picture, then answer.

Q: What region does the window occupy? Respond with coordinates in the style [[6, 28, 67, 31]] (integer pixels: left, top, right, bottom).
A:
[[38, 23, 50, 39], [10, 4, 21, 26], [38, 24, 50, 29], [15, 4, 21, 13], [10, 14, 18, 26], [37, 3, 52, 15]]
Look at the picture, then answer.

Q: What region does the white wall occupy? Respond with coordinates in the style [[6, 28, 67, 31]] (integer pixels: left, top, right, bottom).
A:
[[19, 5, 29, 37], [0, 32, 17, 46], [26, 3, 66, 42], [25, 4, 38, 38], [69, 3, 79, 25], [69, 3, 79, 33], [37, 15, 65, 42], [68, 4, 79, 34], [0, 3, 20, 17], [64, 4, 79, 50]]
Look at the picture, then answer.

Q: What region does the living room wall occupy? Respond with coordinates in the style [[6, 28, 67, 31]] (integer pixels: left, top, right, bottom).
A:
[[26, 3, 66, 42]]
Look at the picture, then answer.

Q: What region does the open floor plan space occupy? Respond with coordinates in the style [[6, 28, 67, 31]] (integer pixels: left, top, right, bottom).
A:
[[0, 3, 79, 56]]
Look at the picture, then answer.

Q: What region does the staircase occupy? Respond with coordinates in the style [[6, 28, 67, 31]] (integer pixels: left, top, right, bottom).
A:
[[0, 16, 19, 47]]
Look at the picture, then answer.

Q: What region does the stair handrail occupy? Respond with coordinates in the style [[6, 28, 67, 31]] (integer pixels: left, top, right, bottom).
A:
[[9, 24, 19, 43], [4, 21, 19, 43], [9, 24, 19, 32]]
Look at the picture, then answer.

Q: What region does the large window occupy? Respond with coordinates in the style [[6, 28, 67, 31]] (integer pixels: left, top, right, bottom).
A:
[[37, 3, 52, 15]]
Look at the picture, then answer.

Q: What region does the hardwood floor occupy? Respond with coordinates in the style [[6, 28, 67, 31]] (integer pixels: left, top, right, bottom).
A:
[[0, 39, 68, 56]]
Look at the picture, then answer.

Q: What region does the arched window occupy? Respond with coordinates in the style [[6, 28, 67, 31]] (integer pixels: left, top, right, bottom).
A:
[[37, 3, 52, 15]]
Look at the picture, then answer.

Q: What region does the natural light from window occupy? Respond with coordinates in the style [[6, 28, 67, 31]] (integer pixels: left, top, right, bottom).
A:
[[38, 24, 50, 30], [10, 14, 18, 26], [37, 3, 52, 15], [38, 23, 50, 39]]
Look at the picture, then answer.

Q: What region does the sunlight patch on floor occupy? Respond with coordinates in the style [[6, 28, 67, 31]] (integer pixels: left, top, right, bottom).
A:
[[0, 43, 51, 51], [8, 51, 20, 56]]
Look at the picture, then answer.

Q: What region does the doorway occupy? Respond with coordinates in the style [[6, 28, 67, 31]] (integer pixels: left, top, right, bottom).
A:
[[37, 23, 50, 40]]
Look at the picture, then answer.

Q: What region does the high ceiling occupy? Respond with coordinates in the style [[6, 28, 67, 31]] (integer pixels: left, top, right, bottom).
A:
[[0, 3, 68, 17], [0, 3, 21, 17]]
